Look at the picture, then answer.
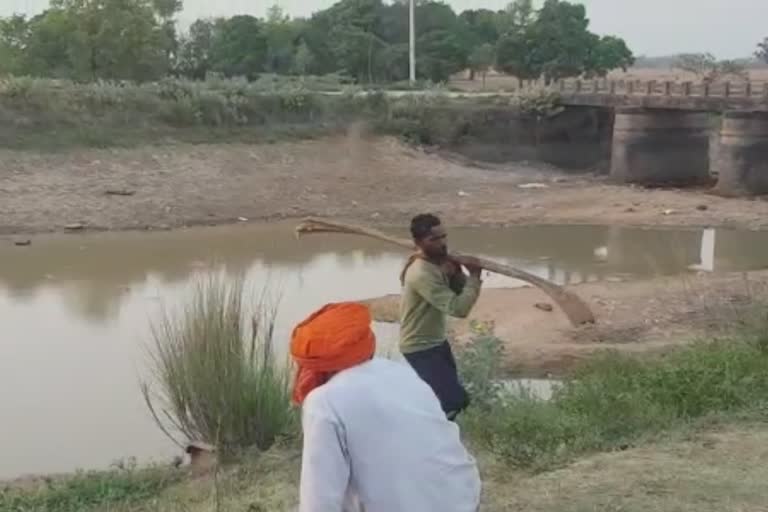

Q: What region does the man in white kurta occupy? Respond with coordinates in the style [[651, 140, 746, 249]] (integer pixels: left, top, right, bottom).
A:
[[290, 302, 481, 512]]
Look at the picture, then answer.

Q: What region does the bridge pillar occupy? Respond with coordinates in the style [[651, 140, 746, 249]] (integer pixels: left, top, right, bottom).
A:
[[610, 107, 711, 186], [714, 111, 768, 196]]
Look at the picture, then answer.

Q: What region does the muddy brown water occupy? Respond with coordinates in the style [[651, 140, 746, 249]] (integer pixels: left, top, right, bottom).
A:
[[2, 222, 768, 479]]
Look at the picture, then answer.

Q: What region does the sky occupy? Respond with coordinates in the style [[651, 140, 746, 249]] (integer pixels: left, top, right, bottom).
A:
[[1, 0, 764, 59]]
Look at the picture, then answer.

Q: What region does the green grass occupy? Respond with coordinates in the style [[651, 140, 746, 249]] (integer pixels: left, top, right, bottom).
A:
[[141, 274, 297, 458], [8, 312, 768, 511], [460, 319, 768, 470], [0, 466, 180, 512]]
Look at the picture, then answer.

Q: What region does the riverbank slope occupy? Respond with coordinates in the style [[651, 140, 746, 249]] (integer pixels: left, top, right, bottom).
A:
[[3, 135, 768, 236]]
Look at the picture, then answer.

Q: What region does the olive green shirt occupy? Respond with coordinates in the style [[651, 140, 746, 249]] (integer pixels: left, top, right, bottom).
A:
[[399, 258, 482, 354]]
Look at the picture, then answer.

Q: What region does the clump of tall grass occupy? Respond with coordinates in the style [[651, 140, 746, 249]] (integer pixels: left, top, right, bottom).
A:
[[141, 274, 296, 457], [458, 316, 768, 470]]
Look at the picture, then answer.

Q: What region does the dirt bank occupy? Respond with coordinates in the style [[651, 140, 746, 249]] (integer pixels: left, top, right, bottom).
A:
[[364, 270, 768, 376], [2, 134, 768, 236]]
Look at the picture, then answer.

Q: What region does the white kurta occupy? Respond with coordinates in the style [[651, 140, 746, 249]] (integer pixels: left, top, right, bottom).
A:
[[299, 358, 481, 512]]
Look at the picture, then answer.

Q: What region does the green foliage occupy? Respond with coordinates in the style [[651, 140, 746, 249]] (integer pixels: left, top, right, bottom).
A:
[[0, 15, 29, 75], [0, 75, 396, 148], [209, 16, 268, 80], [264, 5, 301, 75], [141, 274, 297, 456], [0, 75, 560, 149], [417, 29, 467, 83], [496, 0, 634, 83], [460, 9, 499, 48], [530, 0, 593, 81], [0, 0, 633, 85], [585, 35, 635, 78], [459, 325, 768, 470], [457, 320, 506, 410], [175, 19, 215, 80], [67, 0, 174, 81], [496, 31, 539, 84], [0, 465, 180, 512]]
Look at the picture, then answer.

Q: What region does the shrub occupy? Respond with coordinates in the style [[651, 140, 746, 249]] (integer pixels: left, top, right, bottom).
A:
[[458, 324, 768, 469], [141, 274, 297, 457], [0, 75, 560, 149]]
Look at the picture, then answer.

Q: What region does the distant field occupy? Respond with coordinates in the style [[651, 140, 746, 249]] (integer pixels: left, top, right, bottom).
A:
[[452, 68, 768, 92]]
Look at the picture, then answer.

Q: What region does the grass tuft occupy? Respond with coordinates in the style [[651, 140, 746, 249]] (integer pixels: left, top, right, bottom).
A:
[[0, 466, 180, 512], [141, 273, 297, 458]]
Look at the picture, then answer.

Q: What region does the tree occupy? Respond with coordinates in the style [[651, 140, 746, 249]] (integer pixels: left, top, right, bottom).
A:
[[495, 0, 534, 36], [376, 2, 409, 81], [675, 53, 718, 79], [308, 0, 387, 82], [264, 5, 301, 74], [527, 0, 594, 82], [0, 15, 30, 75], [413, 1, 471, 82], [4, 0, 179, 81], [756, 38, 767, 64], [584, 35, 634, 78], [468, 43, 494, 88], [496, 30, 539, 85], [460, 8, 498, 80], [175, 19, 215, 79], [717, 59, 749, 81], [494, 0, 540, 85], [209, 15, 268, 79], [460, 8, 499, 46], [676, 53, 748, 83], [417, 29, 467, 82], [496, 0, 632, 84]]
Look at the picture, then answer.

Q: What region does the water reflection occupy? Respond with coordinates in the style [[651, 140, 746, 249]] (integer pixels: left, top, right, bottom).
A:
[[3, 224, 768, 326], [2, 222, 768, 479]]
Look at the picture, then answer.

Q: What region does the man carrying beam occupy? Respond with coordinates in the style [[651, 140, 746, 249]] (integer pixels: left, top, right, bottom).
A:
[[399, 213, 483, 420]]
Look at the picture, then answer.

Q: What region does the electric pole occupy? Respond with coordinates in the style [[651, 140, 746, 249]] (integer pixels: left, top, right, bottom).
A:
[[409, 0, 416, 83]]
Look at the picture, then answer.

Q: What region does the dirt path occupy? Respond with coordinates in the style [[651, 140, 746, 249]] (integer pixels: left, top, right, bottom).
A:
[[364, 270, 768, 376], [2, 134, 768, 236]]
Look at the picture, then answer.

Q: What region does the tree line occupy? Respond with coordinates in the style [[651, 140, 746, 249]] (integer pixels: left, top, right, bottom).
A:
[[0, 0, 637, 84]]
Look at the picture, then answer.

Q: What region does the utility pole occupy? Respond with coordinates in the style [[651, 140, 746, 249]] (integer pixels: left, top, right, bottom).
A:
[[409, 0, 416, 83]]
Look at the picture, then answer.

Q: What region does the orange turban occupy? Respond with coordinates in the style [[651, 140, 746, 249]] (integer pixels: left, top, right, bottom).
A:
[[290, 302, 376, 405]]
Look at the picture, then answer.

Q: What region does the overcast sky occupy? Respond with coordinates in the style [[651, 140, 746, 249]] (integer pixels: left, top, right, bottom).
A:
[[2, 0, 764, 59]]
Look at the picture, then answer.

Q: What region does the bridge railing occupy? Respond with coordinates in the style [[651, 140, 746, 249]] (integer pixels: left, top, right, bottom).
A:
[[519, 79, 768, 99]]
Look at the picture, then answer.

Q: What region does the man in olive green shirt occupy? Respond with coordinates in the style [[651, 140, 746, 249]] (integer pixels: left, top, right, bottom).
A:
[[400, 214, 482, 420]]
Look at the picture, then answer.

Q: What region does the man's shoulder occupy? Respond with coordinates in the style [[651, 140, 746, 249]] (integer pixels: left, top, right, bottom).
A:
[[321, 359, 415, 395], [404, 258, 441, 283]]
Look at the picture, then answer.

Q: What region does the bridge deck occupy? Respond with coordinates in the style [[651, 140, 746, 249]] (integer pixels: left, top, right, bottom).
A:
[[553, 79, 768, 111]]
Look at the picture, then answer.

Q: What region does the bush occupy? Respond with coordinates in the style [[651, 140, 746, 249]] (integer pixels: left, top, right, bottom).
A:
[[141, 274, 297, 457], [458, 325, 768, 469], [0, 75, 547, 149]]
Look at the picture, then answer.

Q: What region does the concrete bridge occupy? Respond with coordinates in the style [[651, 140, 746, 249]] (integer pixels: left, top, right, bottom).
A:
[[551, 79, 768, 196]]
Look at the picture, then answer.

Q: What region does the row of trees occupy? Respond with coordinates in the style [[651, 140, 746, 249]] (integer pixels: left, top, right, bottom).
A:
[[0, 0, 635, 84]]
